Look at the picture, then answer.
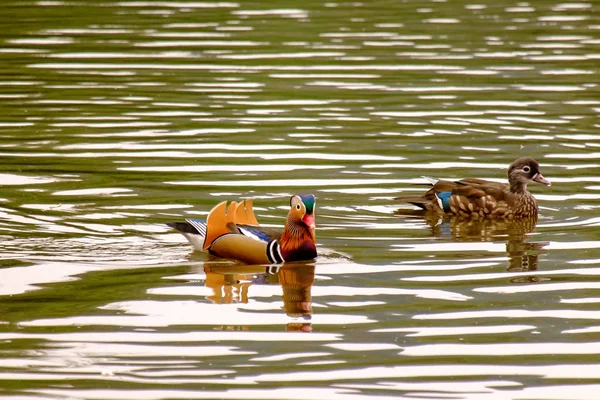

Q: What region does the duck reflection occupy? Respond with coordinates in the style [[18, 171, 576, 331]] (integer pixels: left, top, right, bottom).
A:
[[400, 212, 547, 276], [201, 261, 314, 332]]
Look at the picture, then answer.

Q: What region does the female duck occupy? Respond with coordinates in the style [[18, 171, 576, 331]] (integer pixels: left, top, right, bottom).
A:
[[396, 157, 551, 218]]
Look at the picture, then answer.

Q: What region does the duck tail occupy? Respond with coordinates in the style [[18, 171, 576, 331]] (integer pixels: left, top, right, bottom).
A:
[[394, 196, 430, 211], [166, 221, 200, 234]]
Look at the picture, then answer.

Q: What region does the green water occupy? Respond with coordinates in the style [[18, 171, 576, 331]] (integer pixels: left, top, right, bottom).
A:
[[1, 0, 599, 399]]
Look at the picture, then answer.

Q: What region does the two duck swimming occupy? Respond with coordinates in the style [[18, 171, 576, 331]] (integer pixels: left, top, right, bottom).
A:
[[168, 157, 551, 264]]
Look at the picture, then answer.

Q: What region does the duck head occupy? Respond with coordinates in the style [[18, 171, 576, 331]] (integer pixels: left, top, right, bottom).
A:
[[508, 157, 551, 193]]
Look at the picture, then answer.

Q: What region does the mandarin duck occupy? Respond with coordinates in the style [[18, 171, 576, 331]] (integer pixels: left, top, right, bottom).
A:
[[396, 157, 550, 218], [167, 195, 317, 264]]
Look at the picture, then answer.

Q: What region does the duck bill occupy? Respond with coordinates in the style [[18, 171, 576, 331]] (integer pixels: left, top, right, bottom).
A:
[[302, 213, 316, 230], [533, 173, 551, 186]]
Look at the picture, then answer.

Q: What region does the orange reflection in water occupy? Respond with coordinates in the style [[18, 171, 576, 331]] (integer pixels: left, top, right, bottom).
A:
[[203, 263, 315, 332]]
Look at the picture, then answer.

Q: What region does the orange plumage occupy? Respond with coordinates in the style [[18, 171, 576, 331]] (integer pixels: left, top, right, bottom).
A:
[[167, 195, 317, 264]]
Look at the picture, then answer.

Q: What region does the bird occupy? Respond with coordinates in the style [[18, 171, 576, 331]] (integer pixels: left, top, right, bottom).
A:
[[395, 157, 551, 218], [167, 194, 317, 264]]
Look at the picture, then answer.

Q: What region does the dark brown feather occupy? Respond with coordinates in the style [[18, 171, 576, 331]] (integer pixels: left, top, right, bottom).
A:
[[166, 222, 197, 234]]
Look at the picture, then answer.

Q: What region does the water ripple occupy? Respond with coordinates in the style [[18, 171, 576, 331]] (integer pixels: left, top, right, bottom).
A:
[[1, 0, 599, 397]]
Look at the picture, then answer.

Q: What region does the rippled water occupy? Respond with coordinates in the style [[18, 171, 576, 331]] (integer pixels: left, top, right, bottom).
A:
[[1, 0, 599, 399]]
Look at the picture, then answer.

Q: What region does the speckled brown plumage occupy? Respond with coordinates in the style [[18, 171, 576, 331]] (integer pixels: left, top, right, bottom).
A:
[[396, 157, 551, 218]]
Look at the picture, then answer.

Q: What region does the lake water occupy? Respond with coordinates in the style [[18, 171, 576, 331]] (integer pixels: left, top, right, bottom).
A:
[[1, 0, 599, 399]]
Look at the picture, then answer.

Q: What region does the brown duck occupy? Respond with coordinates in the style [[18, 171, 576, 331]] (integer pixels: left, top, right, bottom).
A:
[[396, 157, 551, 218], [167, 195, 317, 264]]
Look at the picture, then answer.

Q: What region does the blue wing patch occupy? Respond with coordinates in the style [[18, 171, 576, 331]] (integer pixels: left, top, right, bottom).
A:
[[238, 226, 272, 243], [435, 192, 452, 212]]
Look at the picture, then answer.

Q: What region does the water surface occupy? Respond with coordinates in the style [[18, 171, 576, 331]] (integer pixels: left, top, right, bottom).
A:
[[1, 0, 600, 399]]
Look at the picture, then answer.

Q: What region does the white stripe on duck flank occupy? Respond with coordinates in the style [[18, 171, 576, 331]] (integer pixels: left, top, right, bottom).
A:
[[267, 240, 284, 264]]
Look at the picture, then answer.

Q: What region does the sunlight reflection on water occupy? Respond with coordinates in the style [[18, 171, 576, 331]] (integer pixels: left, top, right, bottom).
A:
[[1, 0, 600, 398]]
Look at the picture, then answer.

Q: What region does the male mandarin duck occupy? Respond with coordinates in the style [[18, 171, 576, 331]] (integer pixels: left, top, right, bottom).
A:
[[167, 194, 317, 264], [396, 157, 551, 218]]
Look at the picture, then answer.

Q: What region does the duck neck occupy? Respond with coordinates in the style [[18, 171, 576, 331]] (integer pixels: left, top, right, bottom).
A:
[[279, 217, 317, 261], [509, 177, 528, 195]]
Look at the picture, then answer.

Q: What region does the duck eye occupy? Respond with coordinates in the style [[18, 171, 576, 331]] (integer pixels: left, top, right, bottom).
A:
[[523, 166, 530, 173], [296, 203, 301, 210]]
